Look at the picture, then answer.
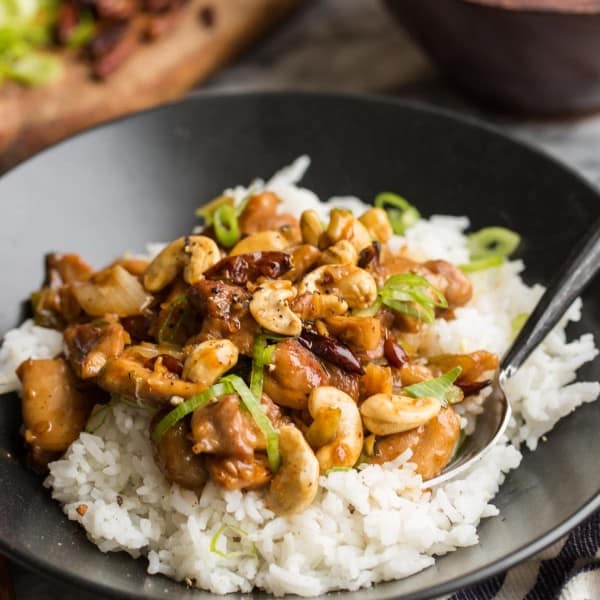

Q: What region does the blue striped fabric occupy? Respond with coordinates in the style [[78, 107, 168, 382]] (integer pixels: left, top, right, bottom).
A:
[[450, 511, 600, 600]]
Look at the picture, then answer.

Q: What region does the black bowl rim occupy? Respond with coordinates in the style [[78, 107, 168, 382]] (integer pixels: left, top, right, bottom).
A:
[[1, 90, 599, 600], [460, 0, 600, 15]]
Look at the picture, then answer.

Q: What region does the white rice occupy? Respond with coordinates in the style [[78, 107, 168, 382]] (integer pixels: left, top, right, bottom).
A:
[[2, 157, 598, 595]]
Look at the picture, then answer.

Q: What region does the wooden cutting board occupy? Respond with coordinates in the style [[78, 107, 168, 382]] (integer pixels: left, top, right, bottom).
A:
[[0, 0, 302, 173]]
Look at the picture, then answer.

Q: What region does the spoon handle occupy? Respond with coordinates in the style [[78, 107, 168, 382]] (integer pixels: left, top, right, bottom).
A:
[[501, 217, 600, 376]]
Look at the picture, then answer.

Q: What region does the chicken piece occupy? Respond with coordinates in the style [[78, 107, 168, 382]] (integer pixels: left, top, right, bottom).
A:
[[360, 363, 393, 400], [191, 393, 283, 459], [283, 245, 321, 282], [427, 351, 499, 393], [96, 344, 206, 404], [325, 363, 360, 402], [187, 280, 259, 355], [108, 258, 150, 277], [45, 253, 94, 286], [424, 260, 472, 308], [64, 317, 130, 379], [32, 253, 94, 329], [17, 358, 94, 465], [367, 407, 461, 480], [239, 192, 300, 236], [366, 248, 417, 287], [395, 363, 435, 387], [151, 416, 208, 491], [206, 454, 271, 490], [324, 316, 383, 358], [263, 339, 329, 409], [195, 396, 251, 461]]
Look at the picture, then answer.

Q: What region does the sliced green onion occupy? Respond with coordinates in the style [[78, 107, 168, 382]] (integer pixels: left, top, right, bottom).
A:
[[467, 226, 521, 261], [85, 403, 110, 433], [152, 382, 232, 444], [404, 366, 462, 409], [221, 374, 280, 472], [213, 203, 241, 248], [262, 344, 276, 364], [210, 524, 255, 559], [65, 10, 95, 48], [374, 192, 420, 235], [446, 384, 463, 405], [353, 298, 383, 318], [4, 52, 60, 84], [379, 273, 447, 323], [0, 0, 62, 86], [511, 312, 529, 338], [459, 255, 504, 273], [450, 428, 467, 462], [195, 195, 234, 225], [157, 295, 188, 343], [326, 466, 351, 474], [250, 335, 267, 400]]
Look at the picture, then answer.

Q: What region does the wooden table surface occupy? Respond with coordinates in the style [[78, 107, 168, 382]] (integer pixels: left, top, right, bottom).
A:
[[7, 0, 600, 597]]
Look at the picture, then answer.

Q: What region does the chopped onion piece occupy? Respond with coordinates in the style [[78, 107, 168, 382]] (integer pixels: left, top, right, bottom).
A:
[[73, 265, 152, 317]]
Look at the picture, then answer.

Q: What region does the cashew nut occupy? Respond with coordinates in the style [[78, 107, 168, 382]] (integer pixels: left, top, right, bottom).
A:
[[182, 236, 220, 284], [144, 236, 219, 292], [182, 339, 239, 387], [320, 240, 358, 266], [360, 393, 441, 435], [284, 244, 321, 282], [298, 264, 377, 310], [290, 292, 348, 320], [300, 209, 324, 246], [359, 208, 393, 243], [249, 280, 302, 336], [266, 425, 320, 516], [324, 209, 372, 252], [308, 386, 363, 473], [230, 231, 288, 255], [144, 238, 185, 292]]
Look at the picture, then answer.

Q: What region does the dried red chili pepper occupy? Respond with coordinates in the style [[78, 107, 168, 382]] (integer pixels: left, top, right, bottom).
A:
[[456, 379, 492, 396], [298, 328, 364, 375], [145, 354, 184, 376], [204, 252, 292, 285], [358, 241, 381, 269], [384, 336, 408, 368]]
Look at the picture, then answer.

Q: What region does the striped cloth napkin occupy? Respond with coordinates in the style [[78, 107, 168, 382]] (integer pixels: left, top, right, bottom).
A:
[[446, 511, 600, 600]]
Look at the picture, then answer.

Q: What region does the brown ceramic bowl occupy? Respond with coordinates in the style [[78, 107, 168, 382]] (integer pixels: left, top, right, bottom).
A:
[[384, 0, 600, 115]]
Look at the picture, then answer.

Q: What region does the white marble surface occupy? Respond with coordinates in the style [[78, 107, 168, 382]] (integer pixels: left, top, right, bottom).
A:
[[10, 0, 600, 597]]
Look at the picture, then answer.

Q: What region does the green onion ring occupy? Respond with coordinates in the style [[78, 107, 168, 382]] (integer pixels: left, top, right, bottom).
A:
[[151, 382, 233, 444], [156, 295, 187, 343], [459, 255, 504, 273], [250, 335, 267, 400], [221, 374, 280, 472], [403, 366, 462, 409], [374, 192, 420, 235], [210, 524, 255, 558], [379, 273, 448, 324], [213, 203, 241, 248], [195, 195, 234, 224], [467, 226, 521, 261]]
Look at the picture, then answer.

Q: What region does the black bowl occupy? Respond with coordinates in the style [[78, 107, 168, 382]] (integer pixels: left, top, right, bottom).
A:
[[0, 92, 599, 599], [384, 0, 600, 115]]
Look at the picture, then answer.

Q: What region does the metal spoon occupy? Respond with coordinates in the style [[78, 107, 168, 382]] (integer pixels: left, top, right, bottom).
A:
[[428, 217, 600, 487]]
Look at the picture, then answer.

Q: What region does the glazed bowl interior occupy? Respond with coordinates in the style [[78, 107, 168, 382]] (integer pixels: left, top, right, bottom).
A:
[[0, 92, 599, 600]]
